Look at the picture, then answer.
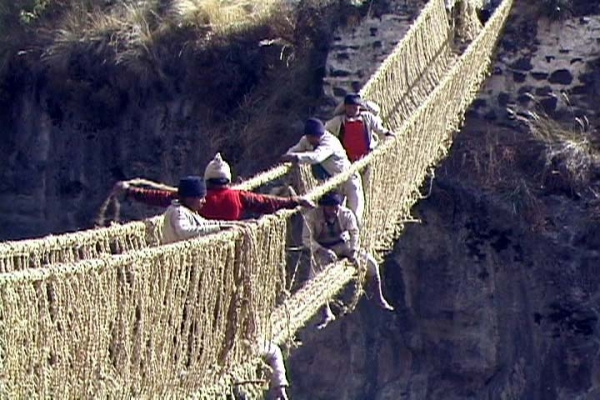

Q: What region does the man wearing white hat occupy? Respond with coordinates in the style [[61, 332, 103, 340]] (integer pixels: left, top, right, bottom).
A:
[[201, 153, 314, 220], [114, 153, 314, 221]]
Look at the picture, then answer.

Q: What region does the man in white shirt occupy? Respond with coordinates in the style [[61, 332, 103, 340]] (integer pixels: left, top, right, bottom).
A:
[[161, 175, 240, 244], [262, 341, 289, 400], [325, 94, 394, 163], [302, 192, 394, 329], [162, 177, 291, 399], [281, 118, 364, 224]]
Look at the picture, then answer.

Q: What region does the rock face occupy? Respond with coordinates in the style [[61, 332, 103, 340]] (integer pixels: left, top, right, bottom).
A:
[[289, 172, 600, 399], [471, 14, 600, 118], [286, 2, 600, 399], [0, 93, 212, 239], [321, 0, 426, 111], [322, 11, 415, 102]]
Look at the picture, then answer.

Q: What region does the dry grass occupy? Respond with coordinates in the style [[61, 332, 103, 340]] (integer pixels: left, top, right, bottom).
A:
[[513, 105, 599, 186], [0, 0, 311, 82], [0, 0, 345, 125], [2, 0, 300, 54], [172, 0, 285, 34]]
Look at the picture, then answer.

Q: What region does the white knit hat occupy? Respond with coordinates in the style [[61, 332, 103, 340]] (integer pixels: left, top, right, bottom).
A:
[[204, 153, 232, 182]]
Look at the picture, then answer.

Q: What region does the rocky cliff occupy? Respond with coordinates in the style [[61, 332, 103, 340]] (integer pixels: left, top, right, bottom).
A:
[[287, 1, 600, 399], [0, 0, 364, 240]]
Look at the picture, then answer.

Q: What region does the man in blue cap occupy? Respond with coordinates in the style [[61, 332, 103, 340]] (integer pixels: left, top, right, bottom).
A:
[[162, 176, 291, 398], [281, 118, 364, 224], [326, 94, 394, 193], [302, 192, 394, 329], [325, 93, 394, 163], [162, 176, 241, 244]]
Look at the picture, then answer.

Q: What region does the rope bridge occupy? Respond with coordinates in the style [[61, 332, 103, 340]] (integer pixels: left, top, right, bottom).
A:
[[0, 0, 513, 397]]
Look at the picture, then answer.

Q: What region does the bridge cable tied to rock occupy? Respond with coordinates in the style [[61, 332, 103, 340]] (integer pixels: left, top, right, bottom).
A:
[[0, 0, 513, 397]]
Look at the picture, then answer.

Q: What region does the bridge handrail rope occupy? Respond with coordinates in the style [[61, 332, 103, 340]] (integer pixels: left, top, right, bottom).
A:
[[271, 0, 513, 343], [0, 165, 293, 273], [195, 0, 514, 394], [0, 0, 453, 274], [0, 0, 513, 397]]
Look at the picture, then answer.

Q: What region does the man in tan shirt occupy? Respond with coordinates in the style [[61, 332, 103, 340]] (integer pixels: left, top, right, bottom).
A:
[[302, 192, 394, 329]]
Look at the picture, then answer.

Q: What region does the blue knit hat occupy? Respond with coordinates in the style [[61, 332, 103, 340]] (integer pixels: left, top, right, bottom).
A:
[[318, 192, 343, 206], [178, 176, 206, 198], [304, 118, 325, 137], [344, 94, 363, 106]]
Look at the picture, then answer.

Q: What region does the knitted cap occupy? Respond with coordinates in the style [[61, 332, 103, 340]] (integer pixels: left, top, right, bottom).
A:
[[344, 93, 363, 106], [178, 176, 206, 198], [204, 153, 232, 182], [318, 192, 343, 206], [304, 118, 325, 137]]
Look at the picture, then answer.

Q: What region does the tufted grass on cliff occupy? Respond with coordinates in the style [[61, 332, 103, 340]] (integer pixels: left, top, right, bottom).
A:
[[172, 0, 285, 33], [0, 0, 336, 85], [514, 103, 599, 186]]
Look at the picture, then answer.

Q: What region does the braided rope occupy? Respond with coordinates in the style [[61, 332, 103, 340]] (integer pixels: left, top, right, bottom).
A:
[[0, 163, 293, 273], [0, 0, 513, 396], [0, 0, 451, 273]]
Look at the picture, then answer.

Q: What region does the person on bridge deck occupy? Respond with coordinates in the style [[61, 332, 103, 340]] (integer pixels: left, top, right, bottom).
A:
[[326, 94, 395, 193], [113, 153, 315, 220], [302, 192, 394, 330], [281, 118, 365, 224], [325, 93, 395, 163], [161, 176, 241, 244]]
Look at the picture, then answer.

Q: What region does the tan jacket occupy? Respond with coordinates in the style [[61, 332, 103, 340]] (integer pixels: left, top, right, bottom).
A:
[[302, 206, 360, 252], [162, 200, 224, 244]]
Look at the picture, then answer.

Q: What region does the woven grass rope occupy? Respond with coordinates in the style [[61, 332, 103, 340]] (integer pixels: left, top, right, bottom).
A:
[[0, 0, 513, 397]]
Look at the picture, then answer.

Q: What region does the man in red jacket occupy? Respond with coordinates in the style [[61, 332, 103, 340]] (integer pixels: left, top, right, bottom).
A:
[[113, 153, 314, 220]]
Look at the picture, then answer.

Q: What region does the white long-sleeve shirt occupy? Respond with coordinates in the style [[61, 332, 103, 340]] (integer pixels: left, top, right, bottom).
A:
[[161, 200, 224, 244], [285, 132, 351, 177]]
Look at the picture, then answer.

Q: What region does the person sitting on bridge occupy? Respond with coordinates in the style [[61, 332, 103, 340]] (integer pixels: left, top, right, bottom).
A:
[[161, 176, 241, 244], [325, 93, 394, 163], [302, 192, 394, 329], [113, 153, 314, 220], [281, 118, 364, 224]]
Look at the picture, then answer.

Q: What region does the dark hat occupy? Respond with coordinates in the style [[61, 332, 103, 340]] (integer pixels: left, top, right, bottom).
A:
[[178, 176, 206, 198], [344, 94, 363, 106], [304, 118, 326, 137], [318, 192, 343, 206]]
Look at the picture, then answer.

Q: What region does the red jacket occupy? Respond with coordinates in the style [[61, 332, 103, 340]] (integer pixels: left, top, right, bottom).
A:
[[126, 186, 300, 220]]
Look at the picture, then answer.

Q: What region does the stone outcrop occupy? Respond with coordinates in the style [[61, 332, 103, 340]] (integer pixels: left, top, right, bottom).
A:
[[285, 1, 600, 399], [289, 173, 600, 399], [322, 2, 422, 108], [471, 15, 600, 119]]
